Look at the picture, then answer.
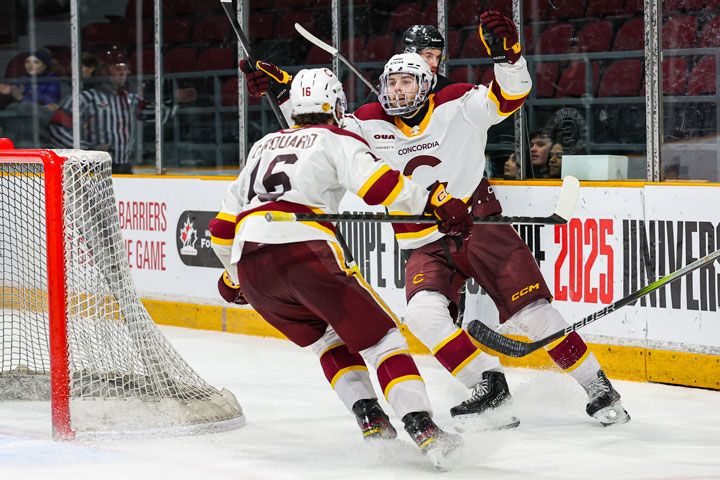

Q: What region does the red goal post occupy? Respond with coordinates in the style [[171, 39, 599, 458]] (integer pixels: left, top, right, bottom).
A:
[[0, 139, 245, 440]]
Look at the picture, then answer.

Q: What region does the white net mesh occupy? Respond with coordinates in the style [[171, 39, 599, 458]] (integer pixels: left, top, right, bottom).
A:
[[0, 150, 244, 437]]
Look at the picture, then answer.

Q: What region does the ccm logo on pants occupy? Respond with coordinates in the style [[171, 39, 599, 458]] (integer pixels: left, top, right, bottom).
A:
[[512, 283, 539, 301]]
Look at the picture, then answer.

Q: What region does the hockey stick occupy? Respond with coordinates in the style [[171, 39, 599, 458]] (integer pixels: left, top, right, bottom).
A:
[[466, 246, 720, 358], [294, 23, 379, 96], [220, 0, 288, 129], [266, 176, 580, 224]]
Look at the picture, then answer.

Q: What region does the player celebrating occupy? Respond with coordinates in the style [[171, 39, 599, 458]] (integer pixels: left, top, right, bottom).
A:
[[237, 11, 630, 430], [209, 68, 468, 469]]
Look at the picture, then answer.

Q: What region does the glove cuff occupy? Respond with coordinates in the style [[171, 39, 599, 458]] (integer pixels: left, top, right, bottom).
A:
[[426, 181, 453, 211], [222, 270, 240, 290], [256, 61, 292, 84]]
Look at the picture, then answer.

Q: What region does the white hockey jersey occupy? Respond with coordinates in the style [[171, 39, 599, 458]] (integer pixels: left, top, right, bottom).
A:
[[345, 59, 532, 250], [210, 124, 433, 278]]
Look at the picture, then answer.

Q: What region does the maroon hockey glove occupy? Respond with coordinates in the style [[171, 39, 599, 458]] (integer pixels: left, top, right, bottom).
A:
[[479, 11, 522, 64], [425, 181, 473, 238], [218, 270, 249, 305], [239, 59, 292, 100]]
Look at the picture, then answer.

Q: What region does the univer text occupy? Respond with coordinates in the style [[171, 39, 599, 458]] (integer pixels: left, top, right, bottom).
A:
[[253, 133, 319, 158], [397, 141, 440, 156]]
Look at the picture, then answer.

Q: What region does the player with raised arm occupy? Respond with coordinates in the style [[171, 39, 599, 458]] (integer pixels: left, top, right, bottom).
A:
[[209, 68, 468, 469], [236, 11, 630, 429]]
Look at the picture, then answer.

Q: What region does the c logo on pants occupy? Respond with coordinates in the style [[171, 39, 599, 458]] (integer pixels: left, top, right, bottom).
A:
[[412, 273, 424, 284]]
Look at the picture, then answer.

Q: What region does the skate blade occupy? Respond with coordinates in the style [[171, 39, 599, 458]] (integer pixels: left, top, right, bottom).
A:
[[452, 405, 520, 433], [593, 402, 631, 426], [423, 438, 464, 472]]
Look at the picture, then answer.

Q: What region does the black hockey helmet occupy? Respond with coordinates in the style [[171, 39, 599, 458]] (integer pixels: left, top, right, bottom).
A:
[[402, 25, 445, 53]]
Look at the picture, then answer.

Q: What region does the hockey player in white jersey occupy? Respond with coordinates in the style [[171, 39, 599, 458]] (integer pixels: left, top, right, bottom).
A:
[[237, 11, 630, 429], [209, 68, 468, 469]]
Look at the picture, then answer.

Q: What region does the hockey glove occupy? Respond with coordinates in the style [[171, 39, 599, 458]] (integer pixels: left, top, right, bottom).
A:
[[218, 270, 249, 305], [425, 181, 473, 238], [239, 59, 292, 102], [478, 11, 522, 64]]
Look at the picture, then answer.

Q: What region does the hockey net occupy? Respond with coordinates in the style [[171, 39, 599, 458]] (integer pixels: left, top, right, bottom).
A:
[[0, 144, 245, 439]]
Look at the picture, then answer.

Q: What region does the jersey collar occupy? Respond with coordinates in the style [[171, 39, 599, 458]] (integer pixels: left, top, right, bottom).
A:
[[394, 94, 435, 138]]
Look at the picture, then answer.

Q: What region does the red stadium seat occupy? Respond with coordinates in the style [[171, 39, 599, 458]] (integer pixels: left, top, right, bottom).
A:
[[164, 47, 197, 73], [576, 21, 612, 53], [126, 19, 153, 45], [535, 62, 558, 98], [555, 61, 599, 98], [124, 0, 153, 19], [274, 11, 315, 38], [448, 0, 482, 28], [704, 0, 720, 10], [687, 56, 716, 95], [192, 15, 230, 43], [698, 15, 720, 48], [221, 78, 238, 106], [536, 24, 573, 54], [248, 14, 274, 40], [624, 0, 644, 13], [306, 45, 332, 65], [597, 59, 643, 97], [459, 33, 488, 59], [524, 0, 549, 22], [82, 23, 131, 47], [663, 0, 703, 12], [663, 57, 688, 95], [585, 0, 624, 17], [194, 0, 223, 18], [421, 3, 437, 25], [523, 25, 534, 55], [448, 66, 479, 84], [446, 31, 461, 59], [360, 35, 394, 62], [163, 0, 195, 17], [387, 3, 423, 33], [484, 0, 512, 17], [196, 47, 234, 71], [613, 19, 644, 51], [662, 16, 697, 49], [342, 37, 364, 61], [4, 53, 28, 78], [128, 49, 155, 75], [547, 0, 585, 20], [163, 18, 192, 44]]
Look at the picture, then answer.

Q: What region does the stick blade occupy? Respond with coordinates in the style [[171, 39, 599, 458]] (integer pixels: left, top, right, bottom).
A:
[[554, 175, 580, 222], [466, 320, 540, 358]]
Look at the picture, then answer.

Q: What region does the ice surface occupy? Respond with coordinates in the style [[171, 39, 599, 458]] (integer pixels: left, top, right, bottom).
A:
[[1, 326, 719, 480]]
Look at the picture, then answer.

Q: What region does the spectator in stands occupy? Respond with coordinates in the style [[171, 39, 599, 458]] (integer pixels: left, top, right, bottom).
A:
[[504, 152, 522, 180], [548, 141, 563, 178], [48, 48, 196, 174], [0, 49, 62, 111], [528, 128, 552, 178]]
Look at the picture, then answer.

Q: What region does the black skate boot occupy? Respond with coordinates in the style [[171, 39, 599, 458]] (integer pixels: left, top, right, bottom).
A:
[[402, 411, 464, 471], [352, 399, 397, 442], [583, 371, 630, 426], [450, 370, 520, 431]]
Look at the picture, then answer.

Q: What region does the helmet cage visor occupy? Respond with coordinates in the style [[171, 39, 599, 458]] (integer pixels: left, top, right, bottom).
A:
[[379, 71, 430, 116]]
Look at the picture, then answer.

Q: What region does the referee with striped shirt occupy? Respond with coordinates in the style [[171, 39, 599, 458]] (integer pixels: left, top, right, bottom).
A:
[[49, 49, 196, 173]]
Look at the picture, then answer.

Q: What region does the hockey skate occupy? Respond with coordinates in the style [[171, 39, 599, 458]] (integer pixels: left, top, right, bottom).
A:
[[450, 370, 520, 432], [584, 371, 631, 426], [352, 399, 397, 442], [402, 411, 464, 471]]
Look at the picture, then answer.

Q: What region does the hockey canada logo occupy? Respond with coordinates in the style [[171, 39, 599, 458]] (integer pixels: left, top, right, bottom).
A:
[[179, 217, 198, 256]]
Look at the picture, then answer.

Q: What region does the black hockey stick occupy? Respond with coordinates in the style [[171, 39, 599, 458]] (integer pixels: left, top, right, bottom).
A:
[[220, 0, 361, 273], [220, 0, 287, 129], [266, 176, 580, 224], [466, 246, 720, 358], [294, 23, 379, 95]]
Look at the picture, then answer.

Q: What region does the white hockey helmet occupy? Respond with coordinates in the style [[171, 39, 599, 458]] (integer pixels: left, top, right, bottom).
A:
[[290, 68, 347, 127], [378, 52, 432, 117]]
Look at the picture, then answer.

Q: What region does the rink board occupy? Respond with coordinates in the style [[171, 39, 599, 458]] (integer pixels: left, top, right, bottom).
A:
[[112, 177, 720, 390]]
